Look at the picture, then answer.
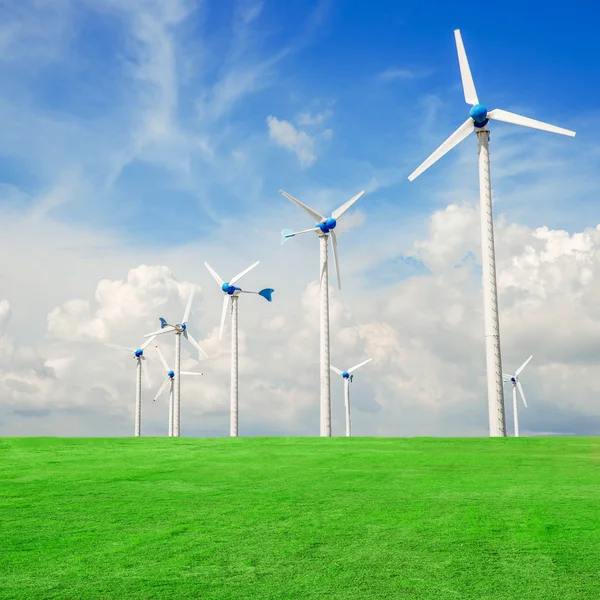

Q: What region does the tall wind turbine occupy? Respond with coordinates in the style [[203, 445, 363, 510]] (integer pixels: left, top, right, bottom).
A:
[[204, 260, 274, 437], [144, 290, 208, 437], [503, 355, 532, 437], [105, 334, 157, 437], [280, 189, 366, 437], [153, 344, 204, 437], [331, 358, 372, 437], [408, 29, 575, 437]]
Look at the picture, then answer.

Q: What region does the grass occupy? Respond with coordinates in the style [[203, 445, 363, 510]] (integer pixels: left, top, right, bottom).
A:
[[1, 437, 599, 599]]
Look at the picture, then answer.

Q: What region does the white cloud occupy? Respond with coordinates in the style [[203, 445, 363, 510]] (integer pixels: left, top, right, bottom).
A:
[[378, 67, 429, 82], [297, 109, 333, 126], [266, 116, 317, 167]]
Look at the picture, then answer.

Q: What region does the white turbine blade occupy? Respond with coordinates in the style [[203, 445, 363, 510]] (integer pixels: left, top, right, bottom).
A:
[[331, 190, 365, 221], [219, 296, 229, 341], [330, 231, 341, 290], [487, 109, 575, 137], [144, 327, 175, 338], [154, 345, 170, 372], [515, 355, 533, 377], [105, 343, 135, 353], [408, 118, 475, 181], [154, 376, 171, 401], [287, 228, 321, 237], [181, 371, 203, 376], [280, 190, 325, 223], [454, 29, 479, 105], [141, 360, 151, 389], [204, 262, 224, 286], [230, 261, 259, 286], [502, 373, 512, 382], [330, 365, 343, 375], [140, 335, 157, 350], [348, 358, 372, 373], [516, 381, 528, 408], [182, 289, 195, 324], [185, 331, 209, 359]]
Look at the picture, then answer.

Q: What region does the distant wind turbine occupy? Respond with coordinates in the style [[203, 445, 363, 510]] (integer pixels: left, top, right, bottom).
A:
[[503, 356, 532, 438], [408, 29, 575, 437], [280, 188, 365, 437], [144, 290, 208, 437], [105, 334, 157, 437], [331, 358, 372, 437], [153, 344, 203, 437], [204, 260, 274, 437]]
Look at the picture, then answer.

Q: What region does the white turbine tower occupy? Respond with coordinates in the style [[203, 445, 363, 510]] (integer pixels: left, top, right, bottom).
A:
[[280, 189, 366, 437], [153, 344, 204, 437], [144, 290, 208, 437], [503, 355, 532, 438], [204, 260, 274, 437], [331, 358, 372, 437], [105, 335, 157, 437], [408, 29, 575, 437]]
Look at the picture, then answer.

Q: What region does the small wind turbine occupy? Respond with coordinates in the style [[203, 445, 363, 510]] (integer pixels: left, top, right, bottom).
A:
[[153, 345, 203, 437], [105, 335, 157, 437], [144, 290, 208, 437], [331, 358, 372, 437], [408, 29, 575, 437], [204, 260, 274, 437], [503, 355, 532, 438], [280, 189, 366, 437]]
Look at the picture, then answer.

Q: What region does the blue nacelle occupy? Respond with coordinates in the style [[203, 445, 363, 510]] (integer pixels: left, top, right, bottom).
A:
[[470, 104, 489, 128], [135, 349, 144, 357], [168, 370, 175, 378], [317, 217, 337, 234], [222, 282, 241, 295]]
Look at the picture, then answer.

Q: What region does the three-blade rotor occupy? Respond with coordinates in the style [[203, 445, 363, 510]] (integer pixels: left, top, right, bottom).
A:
[[408, 29, 575, 182], [503, 355, 533, 408], [279, 189, 366, 290]]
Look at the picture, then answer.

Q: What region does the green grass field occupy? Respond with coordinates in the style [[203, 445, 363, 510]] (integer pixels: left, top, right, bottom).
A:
[[1, 437, 599, 599]]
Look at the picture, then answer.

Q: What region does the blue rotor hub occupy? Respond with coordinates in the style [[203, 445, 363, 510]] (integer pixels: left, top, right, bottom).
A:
[[470, 104, 488, 123], [168, 370, 175, 378], [135, 349, 143, 357], [342, 371, 350, 379]]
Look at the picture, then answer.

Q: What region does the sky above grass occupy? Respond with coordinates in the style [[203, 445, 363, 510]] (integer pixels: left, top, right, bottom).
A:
[[0, 0, 598, 437]]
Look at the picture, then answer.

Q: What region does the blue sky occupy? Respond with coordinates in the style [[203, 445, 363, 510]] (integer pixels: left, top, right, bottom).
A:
[[1, 0, 595, 248], [1, 0, 599, 437]]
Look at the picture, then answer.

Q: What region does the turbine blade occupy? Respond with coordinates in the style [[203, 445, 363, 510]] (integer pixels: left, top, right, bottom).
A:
[[219, 296, 229, 341], [144, 327, 175, 338], [348, 358, 372, 373], [154, 376, 171, 402], [182, 289, 195, 324], [454, 29, 479, 105], [154, 345, 170, 372], [140, 335, 157, 350], [141, 360, 151, 389], [515, 355, 533, 377], [330, 365, 343, 375], [230, 261, 259, 286], [331, 190, 365, 221], [517, 381, 528, 408], [487, 109, 575, 137], [408, 118, 474, 181], [280, 190, 325, 223], [185, 331, 209, 359], [204, 262, 224, 286], [105, 343, 135, 353], [330, 230, 341, 290], [181, 371, 204, 376]]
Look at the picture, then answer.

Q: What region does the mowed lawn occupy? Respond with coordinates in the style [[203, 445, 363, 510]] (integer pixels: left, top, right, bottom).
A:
[[1, 437, 599, 599]]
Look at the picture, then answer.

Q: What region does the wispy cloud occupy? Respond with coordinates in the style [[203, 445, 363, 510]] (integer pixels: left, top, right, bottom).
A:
[[378, 67, 431, 82], [266, 116, 316, 167]]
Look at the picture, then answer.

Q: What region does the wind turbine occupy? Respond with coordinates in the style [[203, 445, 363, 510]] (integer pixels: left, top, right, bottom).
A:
[[280, 189, 366, 437], [331, 358, 372, 437], [105, 334, 157, 437], [153, 344, 204, 437], [204, 260, 274, 437], [144, 290, 208, 437], [407, 29, 575, 437], [503, 355, 532, 438]]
